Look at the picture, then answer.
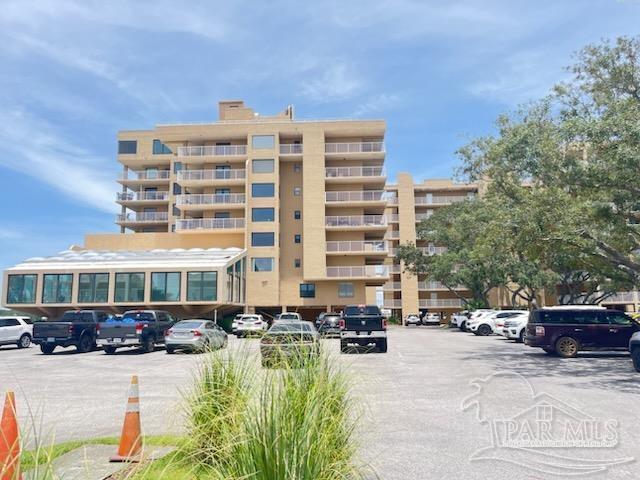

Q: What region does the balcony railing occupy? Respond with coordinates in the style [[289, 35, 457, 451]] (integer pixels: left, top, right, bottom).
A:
[[325, 190, 386, 203], [325, 142, 384, 154], [386, 231, 400, 240], [116, 212, 168, 223], [419, 298, 464, 308], [325, 215, 387, 228], [177, 145, 247, 157], [418, 281, 464, 290], [326, 241, 388, 254], [415, 195, 471, 205], [175, 193, 246, 206], [120, 171, 171, 181], [389, 264, 402, 274], [325, 166, 386, 178], [383, 299, 402, 308], [279, 144, 303, 155], [383, 282, 402, 291], [175, 218, 245, 231], [177, 169, 246, 181], [387, 214, 400, 223], [116, 191, 169, 201], [326, 266, 389, 279], [415, 212, 433, 222], [386, 195, 398, 205], [600, 292, 639, 303], [419, 246, 448, 255]]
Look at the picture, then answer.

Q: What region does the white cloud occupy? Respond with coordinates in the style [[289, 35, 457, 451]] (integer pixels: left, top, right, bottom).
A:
[[300, 62, 364, 103], [352, 93, 402, 117]]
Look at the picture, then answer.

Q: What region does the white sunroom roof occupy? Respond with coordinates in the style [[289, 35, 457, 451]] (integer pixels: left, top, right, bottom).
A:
[[7, 247, 246, 271]]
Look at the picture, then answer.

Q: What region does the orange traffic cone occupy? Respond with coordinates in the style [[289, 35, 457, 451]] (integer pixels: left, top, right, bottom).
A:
[[0, 392, 21, 480], [110, 376, 143, 463]]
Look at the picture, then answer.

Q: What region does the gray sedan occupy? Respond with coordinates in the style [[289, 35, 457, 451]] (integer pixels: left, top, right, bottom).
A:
[[165, 320, 228, 354], [260, 321, 319, 367]]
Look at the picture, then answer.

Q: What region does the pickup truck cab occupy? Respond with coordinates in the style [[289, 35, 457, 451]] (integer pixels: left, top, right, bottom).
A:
[[339, 304, 387, 353], [97, 310, 176, 354], [0, 316, 33, 349], [33, 310, 109, 354]]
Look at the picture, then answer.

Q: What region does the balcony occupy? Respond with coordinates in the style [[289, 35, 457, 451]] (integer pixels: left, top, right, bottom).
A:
[[326, 241, 388, 256], [325, 215, 388, 230], [116, 191, 169, 203], [386, 231, 400, 240], [325, 190, 387, 206], [383, 282, 402, 291], [383, 299, 402, 308], [419, 246, 448, 255], [419, 298, 464, 308], [175, 193, 246, 209], [387, 214, 399, 223], [326, 265, 389, 280], [175, 218, 245, 232], [325, 142, 384, 155], [415, 212, 433, 222], [177, 145, 247, 158], [119, 171, 171, 184], [279, 144, 303, 155], [325, 166, 386, 183], [415, 195, 471, 206], [116, 212, 168, 224], [388, 264, 402, 274], [176, 169, 246, 186], [418, 281, 465, 291], [600, 292, 639, 304]]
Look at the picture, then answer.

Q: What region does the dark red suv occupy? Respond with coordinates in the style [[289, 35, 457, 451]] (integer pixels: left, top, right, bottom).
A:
[[525, 307, 640, 358]]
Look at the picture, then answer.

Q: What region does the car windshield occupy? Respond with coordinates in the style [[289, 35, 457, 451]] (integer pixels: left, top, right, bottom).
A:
[[122, 312, 155, 322], [269, 322, 313, 333], [241, 316, 260, 321], [279, 314, 299, 320], [344, 306, 380, 316], [174, 321, 204, 329]]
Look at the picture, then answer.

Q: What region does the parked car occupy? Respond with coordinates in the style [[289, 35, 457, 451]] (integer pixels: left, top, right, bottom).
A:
[[315, 312, 342, 335], [405, 314, 421, 326], [97, 310, 176, 354], [452, 311, 469, 329], [165, 320, 228, 353], [339, 305, 387, 353], [462, 309, 495, 331], [630, 331, 640, 372], [33, 310, 109, 354], [276, 312, 302, 322], [422, 312, 441, 325], [502, 311, 531, 342], [231, 314, 243, 334], [235, 314, 268, 337], [0, 316, 33, 349], [260, 321, 319, 367], [525, 306, 639, 358], [467, 310, 523, 336]]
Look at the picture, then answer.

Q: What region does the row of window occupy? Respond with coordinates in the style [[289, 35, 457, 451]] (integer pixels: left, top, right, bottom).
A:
[[118, 136, 283, 156], [250, 232, 302, 247], [6, 272, 217, 305], [296, 282, 353, 299]]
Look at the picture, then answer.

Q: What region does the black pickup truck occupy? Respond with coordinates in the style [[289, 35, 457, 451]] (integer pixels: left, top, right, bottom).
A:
[[33, 310, 111, 354], [96, 310, 176, 354], [339, 304, 388, 353]]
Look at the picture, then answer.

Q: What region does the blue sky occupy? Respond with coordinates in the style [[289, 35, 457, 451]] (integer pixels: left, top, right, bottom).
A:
[[1, 0, 639, 274]]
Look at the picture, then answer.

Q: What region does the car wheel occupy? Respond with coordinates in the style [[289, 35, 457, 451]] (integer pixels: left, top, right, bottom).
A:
[[517, 330, 525, 343], [377, 338, 388, 353], [142, 335, 155, 353], [40, 343, 55, 355], [77, 335, 93, 353], [459, 321, 466, 331], [631, 348, 640, 373], [17, 334, 31, 349], [166, 346, 175, 354], [555, 337, 579, 358], [104, 346, 117, 355], [477, 324, 492, 336]]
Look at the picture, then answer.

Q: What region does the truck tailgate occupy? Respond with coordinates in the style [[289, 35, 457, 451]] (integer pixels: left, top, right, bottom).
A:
[[33, 323, 72, 338], [98, 323, 139, 341], [344, 316, 384, 331]]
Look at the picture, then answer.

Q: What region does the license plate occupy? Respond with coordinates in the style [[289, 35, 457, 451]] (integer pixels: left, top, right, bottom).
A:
[[47, 337, 55, 342], [112, 338, 122, 343]]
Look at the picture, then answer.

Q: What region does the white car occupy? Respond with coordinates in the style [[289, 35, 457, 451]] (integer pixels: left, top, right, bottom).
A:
[[468, 310, 526, 336], [502, 311, 531, 342], [405, 314, 421, 326], [451, 311, 469, 328], [422, 313, 441, 325], [0, 316, 34, 349], [276, 312, 302, 322], [464, 309, 496, 331], [235, 314, 268, 337], [231, 313, 243, 334]]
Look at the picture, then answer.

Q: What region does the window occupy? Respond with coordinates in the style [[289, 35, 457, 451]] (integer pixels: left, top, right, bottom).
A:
[[252, 232, 275, 247], [42, 274, 73, 304], [215, 211, 231, 219], [252, 159, 274, 173], [151, 272, 181, 302], [252, 257, 274, 272], [173, 162, 183, 173], [78, 273, 109, 303], [152, 139, 172, 154], [294, 234, 301, 244], [187, 272, 217, 301], [173, 183, 182, 195], [173, 205, 180, 216], [293, 187, 301, 196], [252, 135, 275, 149], [338, 282, 354, 298], [294, 210, 301, 220], [0, 319, 20, 328], [605, 311, 633, 326], [300, 283, 316, 298], [114, 273, 145, 302], [294, 259, 301, 268], [252, 183, 275, 197], [6, 274, 37, 304], [118, 140, 137, 154], [293, 164, 301, 173], [252, 208, 275, 222]]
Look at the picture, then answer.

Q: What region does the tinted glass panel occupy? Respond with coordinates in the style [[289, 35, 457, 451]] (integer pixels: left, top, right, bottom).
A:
[[252, 258, 274, 272], [78, 273, 109, 303], [252, 183, 275, 197], [42, 274, 73, 303], [187, 272, 217, 301], [252, 135, 275, 149], [7, 275, 37, 304], [606, 311, 633, 325], [252, 159, 274, 173], [118, 140, 137, 154], [344, 306, 381, 316], [339, 283, 354, 298], [114, 273, 145, 302], [151, 272, 181, 302], [152, 139, 172, 154], [251, 232, 275, 247], [300, 283, 315, 298], [252, 208, 275, 222]]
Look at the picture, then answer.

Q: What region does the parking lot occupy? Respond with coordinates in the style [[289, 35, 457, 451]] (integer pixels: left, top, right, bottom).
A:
[[1, 326, 638, 479]]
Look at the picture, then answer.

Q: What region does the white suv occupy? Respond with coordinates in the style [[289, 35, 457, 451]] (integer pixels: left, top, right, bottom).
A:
[[502, 311, 531, 342], [464, 309, 496, 331], [235, 314, 268, 337], [0, 316, 34, 349], [468, 310, 526, 336]]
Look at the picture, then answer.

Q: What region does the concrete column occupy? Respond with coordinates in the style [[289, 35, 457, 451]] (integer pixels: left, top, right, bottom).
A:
[[397, 173, 419, 323]]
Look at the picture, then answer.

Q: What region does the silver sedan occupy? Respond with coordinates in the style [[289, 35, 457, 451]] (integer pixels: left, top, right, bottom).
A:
[[165, 320, 228, 354]]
